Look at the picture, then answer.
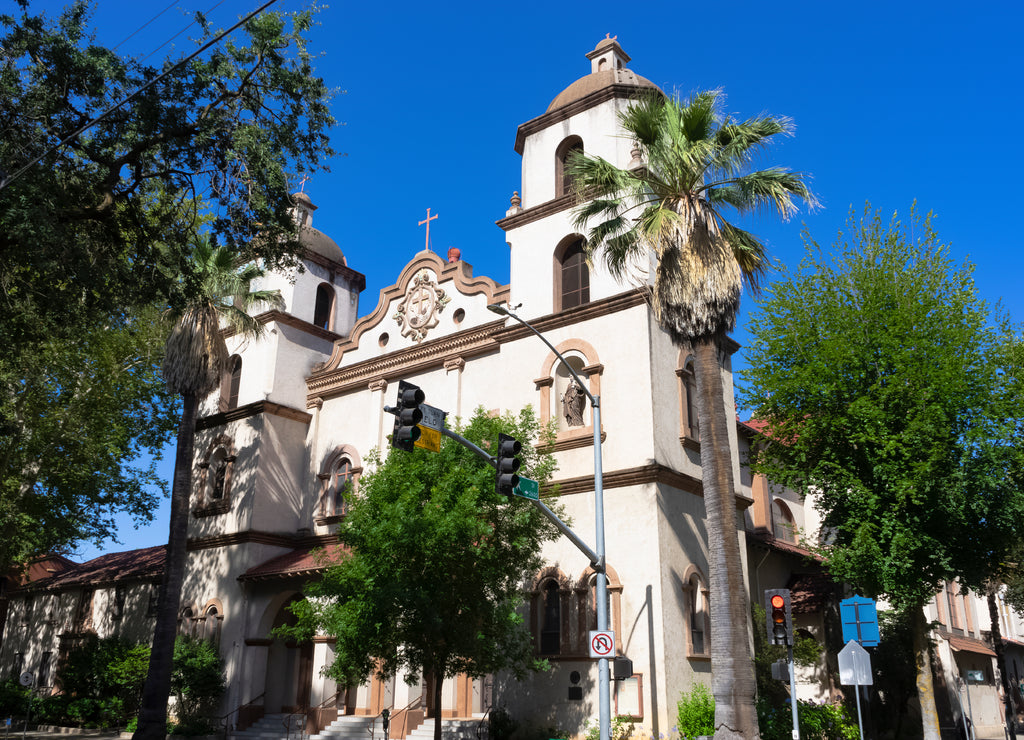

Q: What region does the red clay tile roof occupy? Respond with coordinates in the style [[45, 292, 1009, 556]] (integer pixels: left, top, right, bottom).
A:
[[738, 418, 770, 436], [946, 633, 997, 657], [21, 545, 166, 592], [239, 543, 348, 582], [747, 529, 823, 562]]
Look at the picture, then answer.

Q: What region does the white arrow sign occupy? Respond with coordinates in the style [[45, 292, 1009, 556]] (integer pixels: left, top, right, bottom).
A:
[[838, 639, 873, 686]]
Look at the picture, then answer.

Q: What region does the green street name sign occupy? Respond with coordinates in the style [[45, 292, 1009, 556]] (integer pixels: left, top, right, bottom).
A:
[[514, 477, 539, 501]]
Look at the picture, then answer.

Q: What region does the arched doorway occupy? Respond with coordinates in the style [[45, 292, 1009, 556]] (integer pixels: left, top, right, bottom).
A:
[[265, 596, 314, 713]]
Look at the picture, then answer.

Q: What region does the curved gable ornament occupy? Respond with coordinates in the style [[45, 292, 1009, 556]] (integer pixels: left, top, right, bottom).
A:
[[393, 270, 450, 342]]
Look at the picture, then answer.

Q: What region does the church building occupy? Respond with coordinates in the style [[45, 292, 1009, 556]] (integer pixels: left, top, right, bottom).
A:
[[16, 34, 1020, 740]]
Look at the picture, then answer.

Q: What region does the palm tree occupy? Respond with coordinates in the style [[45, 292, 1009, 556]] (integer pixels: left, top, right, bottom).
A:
[[134, 238, 283, 740], [570, 90, 815, 739]]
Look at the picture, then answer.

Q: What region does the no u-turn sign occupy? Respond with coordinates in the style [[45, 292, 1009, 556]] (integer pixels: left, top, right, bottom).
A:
[[589, 631, 615, 659]]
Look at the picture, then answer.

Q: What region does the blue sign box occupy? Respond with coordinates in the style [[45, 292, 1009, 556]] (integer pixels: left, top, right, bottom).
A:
[[840, 595, 880, 647]]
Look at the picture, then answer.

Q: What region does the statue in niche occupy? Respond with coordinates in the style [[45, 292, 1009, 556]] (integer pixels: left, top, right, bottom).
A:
[[562, 381, 586, 427]]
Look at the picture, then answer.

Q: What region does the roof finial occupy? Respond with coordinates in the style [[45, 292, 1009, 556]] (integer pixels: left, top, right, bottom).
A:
[[298, 173, 311, 193]]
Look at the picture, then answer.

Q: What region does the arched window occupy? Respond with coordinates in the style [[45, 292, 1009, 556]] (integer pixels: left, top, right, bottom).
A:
[[328, 457, 353, 517], [687, 573, 710, 657], [178, 606, 197, 637], [221, 355, 242, 411], [772, 499, 797, 543], [555, 136, 584, 198], [555, 236, 590, 311], [540, 581, 561, 655], [317, 446, 363, 524], [313, 283, 334, 330], [203, 603, 223, 645]]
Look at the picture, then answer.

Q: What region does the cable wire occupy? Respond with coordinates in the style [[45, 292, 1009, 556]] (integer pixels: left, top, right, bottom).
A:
[[0, 0, 279, 192]]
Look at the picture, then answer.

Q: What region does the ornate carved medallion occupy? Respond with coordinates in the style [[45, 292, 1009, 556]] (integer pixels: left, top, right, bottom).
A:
[[393, 270, 450, 341]]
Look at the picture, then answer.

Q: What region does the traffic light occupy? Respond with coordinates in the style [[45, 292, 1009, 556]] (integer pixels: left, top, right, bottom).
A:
[[496, 433, 522, 497], [392, 380, 425, 452], [765, 589, 792, 646]]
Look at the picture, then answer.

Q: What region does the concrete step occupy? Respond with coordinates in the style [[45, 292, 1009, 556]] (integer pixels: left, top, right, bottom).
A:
[[310, 715, 378, 740], [405, 719, 483, 740], [231, 713, 305, 740]]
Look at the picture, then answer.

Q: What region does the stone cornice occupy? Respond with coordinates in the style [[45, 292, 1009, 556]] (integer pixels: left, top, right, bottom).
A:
[[186, 530, 337, 552], [301, 248, 366, 293], [513, 83, 652, 154], [496, 193, 575, 231], [305, 291, 647, 404], [221, 310, 341, 343], [499, 290, 646, 339], [546, 462, 754, 510], [307, 320, 507, 404], [195, 400, 313, 432]]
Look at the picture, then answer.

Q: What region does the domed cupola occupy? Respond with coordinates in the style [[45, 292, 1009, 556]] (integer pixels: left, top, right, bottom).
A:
[[291, 191, 347, 267], [545, 35, 660, 114]]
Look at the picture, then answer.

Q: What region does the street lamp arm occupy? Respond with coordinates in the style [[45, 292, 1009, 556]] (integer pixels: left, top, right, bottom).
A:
[[487, 303, 598, 407]]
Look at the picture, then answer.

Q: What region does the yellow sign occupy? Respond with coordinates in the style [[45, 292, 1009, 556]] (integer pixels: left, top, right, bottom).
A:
[[414, 425, 441, 453]]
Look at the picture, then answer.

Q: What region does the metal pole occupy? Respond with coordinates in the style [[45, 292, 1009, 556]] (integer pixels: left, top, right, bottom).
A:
[[854, 685, 864, 740], [593, 399, 609, 740], [788, 643, 799, 740], [487, 303, 609, 740]]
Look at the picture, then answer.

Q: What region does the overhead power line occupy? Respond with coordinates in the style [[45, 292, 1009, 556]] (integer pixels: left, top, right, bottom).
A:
[[0, 0, 279, 192]]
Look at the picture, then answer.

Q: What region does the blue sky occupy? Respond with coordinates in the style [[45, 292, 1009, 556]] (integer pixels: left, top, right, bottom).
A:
[[42, 0, 1023, 559]]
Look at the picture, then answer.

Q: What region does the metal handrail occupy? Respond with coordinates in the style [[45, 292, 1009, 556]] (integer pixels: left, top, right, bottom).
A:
[[475, 707, 491, 740], [391, 694, 424, 740], [219, 691, 265, 740], [284, 690, 342, 740]]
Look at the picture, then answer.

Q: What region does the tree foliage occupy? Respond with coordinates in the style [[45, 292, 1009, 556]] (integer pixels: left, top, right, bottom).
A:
[[742, 204, 1024, 611], [0, 304, 176, 571], [0, 0, 333, 568], [741, 204, 1024, 739], [283, 407, 561, 720], [1, 0, 334, 333]]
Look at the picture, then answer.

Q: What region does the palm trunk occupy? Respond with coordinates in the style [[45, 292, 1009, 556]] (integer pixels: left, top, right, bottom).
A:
[[692, 338, 757, 740], [987, 586, 1017, 739], [134, 391, 198, 740], [911, 607, 942, 740]]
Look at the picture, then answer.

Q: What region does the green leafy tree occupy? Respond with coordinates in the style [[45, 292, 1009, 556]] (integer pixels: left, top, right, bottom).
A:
[[0, 0, 334, 571], [0, 304, 176, 573], [740, 205, 1024, 740], [568, 90, 815, 739], [136, 239, 282, 740], [170, 637, 226, 735], [283, 407, 561, 740]]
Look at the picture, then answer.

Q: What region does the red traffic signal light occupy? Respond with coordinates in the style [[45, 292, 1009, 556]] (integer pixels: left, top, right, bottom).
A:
[[765, 589, 792, 646]]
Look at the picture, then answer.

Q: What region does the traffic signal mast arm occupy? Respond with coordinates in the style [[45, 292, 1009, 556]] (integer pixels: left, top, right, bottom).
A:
[[382, 400, 604, 573], [437, 425, 604, 573]]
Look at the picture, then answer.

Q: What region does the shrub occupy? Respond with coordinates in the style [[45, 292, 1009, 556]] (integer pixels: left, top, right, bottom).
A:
[[757, 697, 858, 740], [676, 684, 715, 738], [0, 679, 28, 717], [488, 707, 518, 740], [169, 636, 225, 733], [584, 715, 634, 740]]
